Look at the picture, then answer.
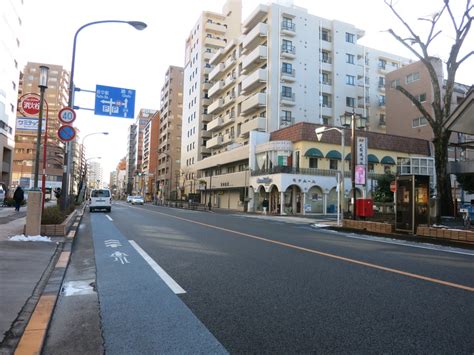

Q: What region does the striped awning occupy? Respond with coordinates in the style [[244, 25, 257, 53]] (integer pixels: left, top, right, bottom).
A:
[[325, 150, 342, 160], [304, 148, 324, 158], [381, 156, 396, 164]]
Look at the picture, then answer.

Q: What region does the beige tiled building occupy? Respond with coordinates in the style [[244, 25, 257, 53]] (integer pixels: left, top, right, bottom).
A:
[[157, 66, 184, 200], [12, 62, 69, 190]]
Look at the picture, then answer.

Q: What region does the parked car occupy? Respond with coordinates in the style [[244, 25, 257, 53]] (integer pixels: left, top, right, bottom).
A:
[[130, 195, 144, 205], [127, 195, 133, 203], [90, 189, 112, 212]]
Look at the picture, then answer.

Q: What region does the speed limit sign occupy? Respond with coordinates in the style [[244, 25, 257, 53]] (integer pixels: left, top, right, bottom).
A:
[[58, 107, 76, 124]]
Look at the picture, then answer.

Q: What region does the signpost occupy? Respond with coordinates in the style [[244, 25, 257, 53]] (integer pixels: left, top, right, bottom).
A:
[[18, 93, 41, 117], [57, 125, 76, 142], [94, 84, 136, 119], [58, 107, 76, 124]]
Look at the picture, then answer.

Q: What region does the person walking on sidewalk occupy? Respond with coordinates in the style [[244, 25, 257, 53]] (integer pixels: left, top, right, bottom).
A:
[[13, 186, 24, 212]]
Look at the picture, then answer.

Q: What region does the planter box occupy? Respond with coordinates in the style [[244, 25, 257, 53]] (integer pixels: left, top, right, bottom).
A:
[[467, 231, 474, 242], [40, 209, 78, 236]]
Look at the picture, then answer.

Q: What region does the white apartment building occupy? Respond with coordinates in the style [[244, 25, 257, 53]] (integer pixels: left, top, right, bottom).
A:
[[182, 2, 414, 209], [88, 160, 103, 189], [180, 0, 242, 178], [0, 0, 24, 191]]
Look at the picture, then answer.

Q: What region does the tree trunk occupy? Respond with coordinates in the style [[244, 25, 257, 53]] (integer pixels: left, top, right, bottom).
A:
[[433, 129, 454, 222]]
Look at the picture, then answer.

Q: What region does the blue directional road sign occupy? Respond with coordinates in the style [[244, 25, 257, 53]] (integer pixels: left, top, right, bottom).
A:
[[94, 85, 136, 119]]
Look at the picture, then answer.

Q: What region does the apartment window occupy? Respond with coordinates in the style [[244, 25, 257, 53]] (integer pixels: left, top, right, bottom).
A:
[[282, 17, 294, 31], [406, 72, 420, 83], [321, 29, 330, 41], [321, 50, 330, 63], [321, 94, 331, 107], [412, 116, 428, 128], [281, 110, 292, 125], [390, 79, 400, 88], [368, 163, 375, 172], [346, 97, 355, 108], [345, 32, 355, 43], [282, 62, 292, 74], [346, 53, 355, 64], [329, 159, 338, 170], [378, 95, 385, 106], [346, 75, 355, 86], [281, 86, 292, 98], [309, 157, 318, 168], [378, 76, 385, 88], [282, 39, 293, 52], [378, 59, 386, 69], [418, 93, 427, 102], [320, 72, 330, 85]]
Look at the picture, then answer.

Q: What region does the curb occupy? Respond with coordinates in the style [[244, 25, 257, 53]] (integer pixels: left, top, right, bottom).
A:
[[12, 205, 85, 355]]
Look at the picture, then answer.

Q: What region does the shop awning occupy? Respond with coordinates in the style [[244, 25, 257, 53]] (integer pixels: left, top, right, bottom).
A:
[[304, 148, 324, 158], [368, 154, 379, 163], [381, 156, 396, 165], [325, 150, 342, 160], [345, 153, 351, 161]]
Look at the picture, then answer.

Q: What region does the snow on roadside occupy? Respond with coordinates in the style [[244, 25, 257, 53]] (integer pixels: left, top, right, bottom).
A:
[[8, 234, 52, 242]]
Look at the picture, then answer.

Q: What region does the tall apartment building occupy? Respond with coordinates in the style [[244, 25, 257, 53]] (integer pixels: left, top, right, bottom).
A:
[[0, 0, 24, 191], [125, 108, 156, 194], [125, 123, 137, 194], [12, 62, 69, 190], [142, 111, 160, 200], [183, 1, 414, 208], [158, 66, 184, 200], [87, 160, 103, 189], [180, 0, 242, 173]]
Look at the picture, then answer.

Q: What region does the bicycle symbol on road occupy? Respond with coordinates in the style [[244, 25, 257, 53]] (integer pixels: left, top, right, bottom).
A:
[[110, 251, 130, 264]]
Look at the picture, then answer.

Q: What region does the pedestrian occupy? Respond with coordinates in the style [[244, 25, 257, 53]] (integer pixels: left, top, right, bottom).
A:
[[13, 186, 25, 212], [262, 198, 269, 215]]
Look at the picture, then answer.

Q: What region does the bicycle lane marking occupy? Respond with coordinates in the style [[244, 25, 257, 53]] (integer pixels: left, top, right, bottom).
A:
[[89, 213, 227, 354]]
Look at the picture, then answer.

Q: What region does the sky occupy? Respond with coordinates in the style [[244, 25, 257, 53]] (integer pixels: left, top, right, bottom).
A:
[[21, 0, 473, 183]]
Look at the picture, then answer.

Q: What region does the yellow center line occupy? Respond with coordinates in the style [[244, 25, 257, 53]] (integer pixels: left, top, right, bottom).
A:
[[132, 205, 474, 293]]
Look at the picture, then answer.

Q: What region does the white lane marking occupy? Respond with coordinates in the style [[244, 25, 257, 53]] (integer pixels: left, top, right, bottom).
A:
[[105, 215, 113, 221], [62, 280, 95, 296], [129, 240, 186, 294]]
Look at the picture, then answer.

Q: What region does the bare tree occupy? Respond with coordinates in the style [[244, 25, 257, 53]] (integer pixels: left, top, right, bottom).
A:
[[385, 0, 473, 220]]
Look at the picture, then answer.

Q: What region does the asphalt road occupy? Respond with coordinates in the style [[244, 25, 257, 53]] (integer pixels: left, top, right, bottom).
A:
[[90, 201, 474, 353]]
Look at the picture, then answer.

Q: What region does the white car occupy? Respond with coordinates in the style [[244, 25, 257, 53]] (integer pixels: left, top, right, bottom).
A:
[[90, 189, 112, 212], [126, 195, 133, 203], [130, 196, 144, 205]]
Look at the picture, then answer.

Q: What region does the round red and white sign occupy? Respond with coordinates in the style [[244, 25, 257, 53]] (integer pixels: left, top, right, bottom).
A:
[[58, 107, 76, 124], [18, 93, 41, 117]]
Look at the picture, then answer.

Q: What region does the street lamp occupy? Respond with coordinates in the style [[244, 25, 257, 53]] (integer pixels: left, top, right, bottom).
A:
[[315, 126, 345, 226], [60, 20, 147, 211], [33, 65, 49, 190], [340, 110, 367, 220]]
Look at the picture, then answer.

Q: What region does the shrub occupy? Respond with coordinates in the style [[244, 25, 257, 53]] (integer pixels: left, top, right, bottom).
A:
[[41, 206, 67, 225]]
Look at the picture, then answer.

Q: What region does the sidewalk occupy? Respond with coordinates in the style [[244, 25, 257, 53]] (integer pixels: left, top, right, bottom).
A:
[[0, 204, 61, 353]]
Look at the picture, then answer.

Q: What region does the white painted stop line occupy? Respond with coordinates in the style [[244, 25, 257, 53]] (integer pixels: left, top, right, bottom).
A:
[[105, 215, 113, 221], [129, 240, 186, 294]]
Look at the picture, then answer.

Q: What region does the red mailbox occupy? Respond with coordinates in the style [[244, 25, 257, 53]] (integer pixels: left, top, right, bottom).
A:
[[356, 198, 374, 217]]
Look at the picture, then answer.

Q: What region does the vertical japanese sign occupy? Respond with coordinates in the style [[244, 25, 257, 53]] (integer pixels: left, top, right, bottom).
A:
[[356, 137, 368, 185]]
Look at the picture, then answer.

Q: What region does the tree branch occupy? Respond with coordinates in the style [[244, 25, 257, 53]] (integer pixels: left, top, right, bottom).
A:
[[395, 85, 435, 127]]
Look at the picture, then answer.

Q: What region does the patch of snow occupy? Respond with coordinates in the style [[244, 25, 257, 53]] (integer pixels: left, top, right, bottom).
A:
[[9, 234, 52, 242], [312, 223, 331, 228]]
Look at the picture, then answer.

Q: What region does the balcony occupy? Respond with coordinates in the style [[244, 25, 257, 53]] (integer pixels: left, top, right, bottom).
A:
[[209, 63, 224, 81], [205, 36, 227, 49], [240, 116, 266, 137], [221, 111, 235, 128], [242, 45, 267, 73], [222, 74, 236, 90], [280, 93, 295, 106], [206, 135, 224, 148], [224, 56, 236, 70], [201, 113, 212, 123], [210, 48, 225, 65], [205, 21, 227, 34], [243, 4, 269, 34], [242, 69, 267, 93], [242, 23, 268, 53], [241, 92, 266, 115], [201, 128, 212, 138], [281, 68, 295, 82], [222, 132, 235, 145], [208, 98, 224, 114], [202, 81, 212, 90], [203, 51, 214, 61], [281, 45, 296, 59], [207, 117, 224, 131], [281, 21, 296, 36], [201, 97, 212, 106], [221, 94, 236, 109], [208, 80, 225, 98]]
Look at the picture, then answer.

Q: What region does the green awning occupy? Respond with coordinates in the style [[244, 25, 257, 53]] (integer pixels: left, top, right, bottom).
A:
[[381, 156, 396, 164], [345, 153, 351, 161], [326, 150, 342, 160], [304, 148, 324, 158], [368, 154, 379, 163]]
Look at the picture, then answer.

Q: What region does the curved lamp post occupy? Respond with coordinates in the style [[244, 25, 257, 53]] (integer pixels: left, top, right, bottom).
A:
[[60, 20, 147, 211]]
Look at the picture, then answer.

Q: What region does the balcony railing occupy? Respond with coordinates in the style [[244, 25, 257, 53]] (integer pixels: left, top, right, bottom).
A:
[[281, 68, 295, 77], [251, 167, 386, 179], [281, 21, 296, 32], [281, 45, 296, 55]]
